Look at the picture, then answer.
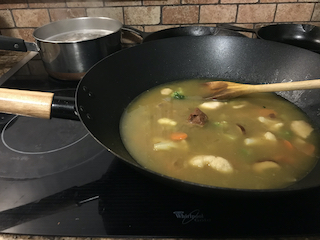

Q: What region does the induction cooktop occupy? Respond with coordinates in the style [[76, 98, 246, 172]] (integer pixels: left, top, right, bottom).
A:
[[1, 52, 320, 238]]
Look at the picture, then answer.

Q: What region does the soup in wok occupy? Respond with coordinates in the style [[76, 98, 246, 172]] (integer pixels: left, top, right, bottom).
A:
[[120, 79, 319, 189]]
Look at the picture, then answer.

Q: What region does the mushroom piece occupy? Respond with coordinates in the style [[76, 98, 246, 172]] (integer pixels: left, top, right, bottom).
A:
[[236, 124, 246, 135], [188, 108, 208, 126]]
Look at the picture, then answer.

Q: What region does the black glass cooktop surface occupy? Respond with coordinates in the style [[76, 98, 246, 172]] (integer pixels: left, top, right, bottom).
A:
[[1, 53, 320, 238]]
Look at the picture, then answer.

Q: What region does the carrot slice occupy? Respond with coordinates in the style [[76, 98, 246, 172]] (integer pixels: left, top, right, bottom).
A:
[[170, 132, 188, 141], [283, 140, 294, 150], [274, 155, 294, 164], [301, 143, 315, 157]]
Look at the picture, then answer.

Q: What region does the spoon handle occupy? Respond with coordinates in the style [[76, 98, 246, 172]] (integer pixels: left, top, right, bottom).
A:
[[253, 79, 320, 93]]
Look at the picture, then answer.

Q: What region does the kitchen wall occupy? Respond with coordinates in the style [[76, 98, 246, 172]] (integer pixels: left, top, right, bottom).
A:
[[0, 0, 319, 42]]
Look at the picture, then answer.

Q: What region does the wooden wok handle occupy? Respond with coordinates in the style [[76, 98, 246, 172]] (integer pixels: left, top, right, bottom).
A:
[[0, 88, 54, 119]]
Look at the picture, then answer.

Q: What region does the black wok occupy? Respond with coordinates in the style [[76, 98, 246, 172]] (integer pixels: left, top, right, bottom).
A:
[[2, 36, 320, 197], [218, 24, 320, 53], [122, 25, 246, 42]]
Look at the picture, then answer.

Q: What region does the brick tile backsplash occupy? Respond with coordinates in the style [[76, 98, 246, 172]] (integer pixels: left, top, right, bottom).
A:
[[28, 0, 66, 8], [0, 0, 28, 9], [144, 0, 179, 5], [0, 10, 15, 28], [222, 0, 257, 3], [0, 0, 319, 41], [49, 8, 86, 22], [124, 6, 160, 25], [275, 3, 315, 22], [12, 9, 50, 27], [163, 5, 199, 24], [182, 0, 218, 4], [200, 5, 237, 23], [238, 4, 276, 23], [312, 3, 320, 21], [105, 0, 142, 7], [87, 7, 123, 22], [67, 0, 103, 7], [260, 0, 297, 3]]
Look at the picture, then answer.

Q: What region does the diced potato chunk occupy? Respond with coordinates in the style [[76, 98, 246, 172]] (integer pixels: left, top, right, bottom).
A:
[[264, 132, 277, 141], [153, 141, 177, 151], [290, 120, 314, 139], [199, 101, 224, 110], [160, 88, 173, 95], [252, 161, 281, 173], [157, 118, 177, 126], [189, 155, 233, 173], [153, 140, 189, 151], [244, 138, 257, 145], [232, 104, 245, 109], [258, 116, 284, 131], [271, 122, 284, 131]]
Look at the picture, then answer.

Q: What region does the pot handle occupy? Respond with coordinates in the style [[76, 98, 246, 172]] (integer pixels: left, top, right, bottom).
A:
[[122, 25, 149, 39], [216, 24, 255, 33], [0, 35, 39, 52], [0, 88, 78, 120]]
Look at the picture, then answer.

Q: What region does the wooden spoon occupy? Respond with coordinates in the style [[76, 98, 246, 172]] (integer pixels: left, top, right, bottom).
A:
[[205, 79, 320, 100]]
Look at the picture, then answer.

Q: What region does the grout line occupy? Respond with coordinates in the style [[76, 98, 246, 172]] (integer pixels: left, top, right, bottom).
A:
[[310, 3, 316, 22], [273, 3, 278, 23]]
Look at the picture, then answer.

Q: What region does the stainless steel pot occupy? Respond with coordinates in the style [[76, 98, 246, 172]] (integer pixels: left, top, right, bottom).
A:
[[0, 17, 123, 80]]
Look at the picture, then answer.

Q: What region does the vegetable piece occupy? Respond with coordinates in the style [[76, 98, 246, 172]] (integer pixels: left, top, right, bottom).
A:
[[283, 140, 294, 150], [258, 116, 284, 131], [278, 130, 293, 140], [264, 132, 277, 141], [303, 143, 315, 157], [290, 120, 314, 139], [244, 138, 257, 146], [236, 124, 246, 135], [153, 141, 177, 151], [199, 101, 224, 110], [252, 160, 281, 173], [160, 88, 173, 95], [170, 132, 188, 141], [292, 137, 315, 156], [157, 118, 177, 126], [232, 104, 245, 109], [271, 123, 284, 131], [189, 155, 233, 173], [171, 90, 185, 99], [274, 155, 294, 164], [153, 139, 189, 151]]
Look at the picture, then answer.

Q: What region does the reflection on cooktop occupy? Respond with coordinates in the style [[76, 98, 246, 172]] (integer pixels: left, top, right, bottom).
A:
[[2, 116, 88, 154], [3, 158, 320, 238], [0, 113, 106, 179]]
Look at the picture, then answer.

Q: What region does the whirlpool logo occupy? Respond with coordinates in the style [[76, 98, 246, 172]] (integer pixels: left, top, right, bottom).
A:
[[173, 209, 211, 224]]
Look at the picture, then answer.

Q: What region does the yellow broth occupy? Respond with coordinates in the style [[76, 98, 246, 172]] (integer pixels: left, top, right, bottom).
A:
[[120, 79, 319, 189]]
